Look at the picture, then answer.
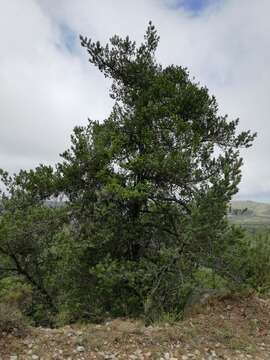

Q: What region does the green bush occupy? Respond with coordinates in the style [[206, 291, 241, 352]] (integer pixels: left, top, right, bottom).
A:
[[0, 276, 32, 310], [0, 302, 28, 334], [245, 231, 270, 293], [194, 267, 229, 291], [0, 277, 32, 333]]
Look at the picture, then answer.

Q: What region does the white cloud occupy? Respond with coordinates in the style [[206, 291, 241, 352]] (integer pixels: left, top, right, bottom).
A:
[[0, 0, 112, 172], [0, 0, 269, 200]]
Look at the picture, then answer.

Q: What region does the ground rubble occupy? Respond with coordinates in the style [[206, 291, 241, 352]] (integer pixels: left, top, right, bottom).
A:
[[1, 295, 270, 359]]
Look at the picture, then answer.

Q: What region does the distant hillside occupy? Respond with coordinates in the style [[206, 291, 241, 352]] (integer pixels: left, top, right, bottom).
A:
[[230, 200, 270, 225]]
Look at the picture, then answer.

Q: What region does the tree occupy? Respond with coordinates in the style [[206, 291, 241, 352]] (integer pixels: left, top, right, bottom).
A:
[[59, 22, 255, 318], [0, 168, 68, 324], [0, 23, 256, 323]]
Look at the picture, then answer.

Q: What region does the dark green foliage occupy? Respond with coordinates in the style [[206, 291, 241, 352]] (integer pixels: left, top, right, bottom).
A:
[[0, 277, 32, 333], [243, 229, 270, 292], [0, 277, 32, 310], [0, 302, 28, 334], [0, 23, 256, 325]]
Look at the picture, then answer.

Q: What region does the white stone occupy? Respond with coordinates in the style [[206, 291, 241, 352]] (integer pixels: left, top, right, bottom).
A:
[[76, 346, 85, 353]]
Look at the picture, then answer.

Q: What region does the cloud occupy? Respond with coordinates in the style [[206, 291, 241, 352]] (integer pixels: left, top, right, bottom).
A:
[[0, 0, 112, 172], [0, 0, 269, 200]]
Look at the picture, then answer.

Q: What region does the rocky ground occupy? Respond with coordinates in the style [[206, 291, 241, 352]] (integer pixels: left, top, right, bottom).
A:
[[1, 294, 270, 359]]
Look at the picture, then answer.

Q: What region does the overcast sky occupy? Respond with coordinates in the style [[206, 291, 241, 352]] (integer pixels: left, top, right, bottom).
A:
[[1, 0, 270, 201]]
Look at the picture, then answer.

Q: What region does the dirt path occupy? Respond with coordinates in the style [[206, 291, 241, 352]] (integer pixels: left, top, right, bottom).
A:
[[1, 295, 270, 359]]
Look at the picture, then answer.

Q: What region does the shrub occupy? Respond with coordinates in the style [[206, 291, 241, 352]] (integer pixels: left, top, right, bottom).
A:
[[0, 276, 32, 310], [245, 231, 270, 293], [0, 302, 28, 334], [0, 277, 31, 333]]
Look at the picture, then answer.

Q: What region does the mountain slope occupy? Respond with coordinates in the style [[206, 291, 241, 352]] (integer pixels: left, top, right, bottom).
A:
[[230, 200, 270, 225]]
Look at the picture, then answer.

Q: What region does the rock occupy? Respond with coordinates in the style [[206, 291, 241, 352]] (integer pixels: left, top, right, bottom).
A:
[[10, 356, 18, 360], [210, 350, 217, 357], [76, 346, 85, 353], [32, 356, 39, 360], [104, 354, 117, 359]]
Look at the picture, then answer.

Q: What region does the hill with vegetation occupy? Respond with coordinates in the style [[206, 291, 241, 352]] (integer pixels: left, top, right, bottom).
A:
[[230, 200, 270, 226]]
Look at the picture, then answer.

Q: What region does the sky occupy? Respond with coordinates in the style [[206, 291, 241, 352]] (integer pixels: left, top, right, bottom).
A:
[[0, 0, 270, 202]]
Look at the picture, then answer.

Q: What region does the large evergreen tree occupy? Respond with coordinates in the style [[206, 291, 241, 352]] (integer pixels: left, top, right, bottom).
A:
[[0, 23, 256, 323]]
